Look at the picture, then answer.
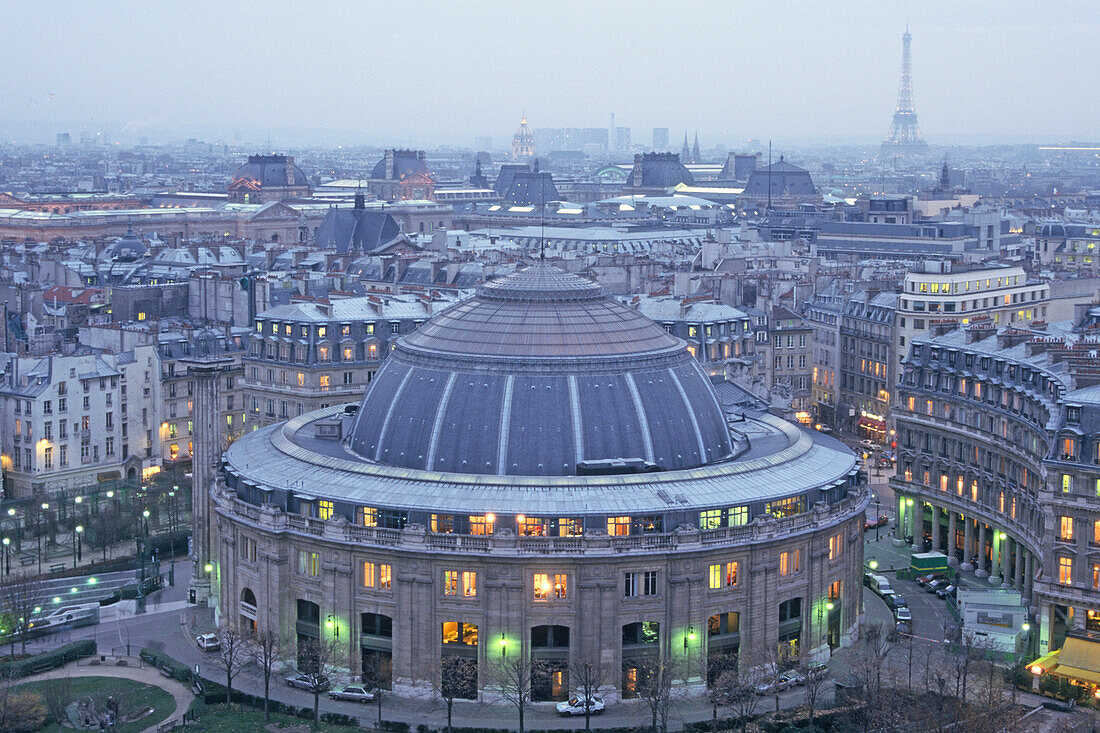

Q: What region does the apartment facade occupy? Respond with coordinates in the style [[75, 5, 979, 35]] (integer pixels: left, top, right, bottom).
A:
[[0, 346, 161, 497]]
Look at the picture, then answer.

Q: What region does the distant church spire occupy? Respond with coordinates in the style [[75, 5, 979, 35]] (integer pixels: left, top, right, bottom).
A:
[[692, 131, 701, 164], [681, 133, 691, 163]]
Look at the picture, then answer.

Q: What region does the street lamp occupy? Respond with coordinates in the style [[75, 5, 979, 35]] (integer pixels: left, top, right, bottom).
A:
[[325, 614, 339, 639], [142, 509, 150, 536], [75, 525, 83, 562], [684, 625, 696, 651], [499, 632, 507, 657], [1, 537, 8, 575], [869, 559, 879, 571]]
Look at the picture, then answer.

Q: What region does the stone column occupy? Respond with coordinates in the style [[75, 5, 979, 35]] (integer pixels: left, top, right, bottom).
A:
[[989, 530, 1003, 586], [1014, 542, 1024, 590], [947, 512, 958, 566], [975, 523, 989, 578], [961, 516, 974, 571], [1025, 553, 1035, 606], [911, 502, 923, 552], [930, 505, 941, 554], [1000, 536, 1012, 589], [182, 356, 234, 608], [894, 495, 906, 545]]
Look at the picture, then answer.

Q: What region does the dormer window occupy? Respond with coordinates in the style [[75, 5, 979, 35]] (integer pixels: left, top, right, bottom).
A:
[[1068, 406, 1082, 424]]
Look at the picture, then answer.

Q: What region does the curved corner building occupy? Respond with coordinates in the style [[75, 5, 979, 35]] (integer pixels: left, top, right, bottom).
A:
[[213, 265, 867, 700]]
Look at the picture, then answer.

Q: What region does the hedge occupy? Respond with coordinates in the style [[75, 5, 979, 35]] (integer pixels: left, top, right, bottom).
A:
[[200, 677, 360, 728], [139, 647, 192, 683], [0, 639, 96, 679]]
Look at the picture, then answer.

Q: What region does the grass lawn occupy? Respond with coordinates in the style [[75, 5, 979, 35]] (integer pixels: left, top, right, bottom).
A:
[[16, 675, 176, 733], [186, 705, 361, 732]]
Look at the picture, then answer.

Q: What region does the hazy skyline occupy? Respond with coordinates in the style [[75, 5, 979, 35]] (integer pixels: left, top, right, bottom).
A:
[[4, 0, 1097, 149]]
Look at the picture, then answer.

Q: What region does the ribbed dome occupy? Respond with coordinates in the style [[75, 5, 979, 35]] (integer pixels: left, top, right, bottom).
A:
[[348, 265, 734, 476]]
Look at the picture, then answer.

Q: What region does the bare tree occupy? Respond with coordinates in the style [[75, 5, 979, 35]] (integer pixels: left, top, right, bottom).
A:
[[297, 635, 344, 731], [858, 623, 897, 733], [948, 631, 981, 730], [38, 676, 72, 726], [801, 664, 829, 732], [568, 650, 610, 731], [703, 652, 739, 720], [213, 624, 250, 707], [431, 655, 478, 733], [0, 572, 48, 655], [251, 627, 288, 722], [361, 652, 391, 727], [632, 653, 681, 733], [491, 651, 537, 733], [723, 665, 765, 733]]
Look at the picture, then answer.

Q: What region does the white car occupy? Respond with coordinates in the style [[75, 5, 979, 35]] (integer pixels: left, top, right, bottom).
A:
[[895, 607, 913, 623], [556, 696, 605, 716], [196, 633, 220, 652], [329, 685, 376, 703]]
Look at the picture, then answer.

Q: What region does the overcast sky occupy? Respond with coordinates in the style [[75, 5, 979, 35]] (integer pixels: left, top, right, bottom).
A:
[[4, 0, 1097, 148]]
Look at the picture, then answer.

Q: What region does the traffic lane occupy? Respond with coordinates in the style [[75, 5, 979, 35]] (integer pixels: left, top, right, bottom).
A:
[[889, 576, 952, 642]]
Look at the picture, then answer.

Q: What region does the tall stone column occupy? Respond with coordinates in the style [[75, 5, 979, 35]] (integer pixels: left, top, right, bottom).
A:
[[183, 357, 234, 608], [911, 502, 922, 551], [1025, 553, 1035, 608], [1014, 542, 1024, 590], [947, 512, 958, 566], [894, 495, 906, 545], [989, 530, 1003, 586], [930, 506, 941, 553], [961, 516, 974, 571], [975, 523, 988, 578]]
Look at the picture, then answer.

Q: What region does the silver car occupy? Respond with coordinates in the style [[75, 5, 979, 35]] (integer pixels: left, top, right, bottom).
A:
[[329, 685, 375, 703]]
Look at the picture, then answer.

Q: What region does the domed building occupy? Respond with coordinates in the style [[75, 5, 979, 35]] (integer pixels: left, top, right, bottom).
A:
[[366, 150, 435, 202], [227, 155, 311, 204], [211, 265, 867, 701]]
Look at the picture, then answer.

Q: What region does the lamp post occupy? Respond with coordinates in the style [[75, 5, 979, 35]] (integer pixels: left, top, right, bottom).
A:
[[1, 537, 8, 575], [75, 525, 83, 563], [325, 614, 339, 639], [499, 632, 507, 658], [874, 494, 882, 542], [142, 509, 150, 537], [37, 502, 48, 574]]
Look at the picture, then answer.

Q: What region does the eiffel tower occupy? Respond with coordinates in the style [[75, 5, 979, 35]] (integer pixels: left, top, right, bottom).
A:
[[882, 28, 928, 155]]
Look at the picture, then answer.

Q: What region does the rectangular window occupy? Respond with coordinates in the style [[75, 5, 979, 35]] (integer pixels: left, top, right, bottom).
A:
[[828, 533, 843, 560], [1059, 556, 1073, 585], [1063, 474, 1072, 493], [298, 550, 319, 577], [624, 572, 637, 597], [469, 514, 495, 535], [780, 549, 801, 576], [362, 562, 376, 587], [607, 516, 631, 536], [1060, 516, 1074, 541], [699, 509, 722, 529], [317, 500, 333, 521], [643, 570, 658, 596], [728, 506, 748, 526], [533, 573, 567, 600], [462, 571, 477, 597], [444, 570, 458, 596], [765, 495, 806, 518], [380, 564, 392, 589], [356, 507, 378, 526]]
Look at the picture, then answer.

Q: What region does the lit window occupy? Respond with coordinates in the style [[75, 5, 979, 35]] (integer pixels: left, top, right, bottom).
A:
[[343, 347, 353, 361], [317, 500, 333, 521], [1059, 556, 1073, 585], [362, 562, 375, 587], [319, 375, 330, 389], [1063, 474, 1072, 493], [534, 573, 550, 600], [462, 571, 477, 597], [356, 507, 378, 526], [607, 516, 631, 536], [829, 580, 841, 600], [1060, 516, 1074, 541], [444, 570, 458, 595], [380, 564, 392, 589], [533, 573, 567, 600], [297, 372, 304, 387], [469, 514, 494, 535], [699, 509, 722, 529], [780, 549, 801, 576], [728, 506, 748, 526], [828, 533, 843, 560]]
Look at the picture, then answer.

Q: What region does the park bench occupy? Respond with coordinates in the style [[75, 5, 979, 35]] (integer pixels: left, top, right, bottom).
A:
[[48, 563, 65, 572], [19, 555, 34, 566]]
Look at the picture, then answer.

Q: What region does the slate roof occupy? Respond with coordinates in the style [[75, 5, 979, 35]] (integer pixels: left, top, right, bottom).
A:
[[230, 155, 308, 189], [742, 158, 816, 197], [502, 171, 560, 206], [314, 207, 402, 255], [370, 150, 429, 181], [347, 264, 735, 476], [625, 153, 694, 188]]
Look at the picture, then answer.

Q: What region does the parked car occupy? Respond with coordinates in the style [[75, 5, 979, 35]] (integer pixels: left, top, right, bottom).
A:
[[195, 633, 220, 652], [286, 672, 330, 693], [916, 573, 947, 588], [859, 440, 877, 452], [864, 515, 889, 531], [556, 696, 605, 716], [780, 671, 806, 687], [927, 579, 951, 594], [935, 584, 957, 599], [894, 607, 913, 623], [886, 594, 908, 610], [329, 685, 375, 703], [806, 661, 828, 680], [755, 676, 783, 695]]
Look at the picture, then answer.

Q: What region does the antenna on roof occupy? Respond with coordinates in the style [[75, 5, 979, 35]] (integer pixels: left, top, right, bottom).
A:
[[766, 140, 772, 213], [539, 206, 546, 261]]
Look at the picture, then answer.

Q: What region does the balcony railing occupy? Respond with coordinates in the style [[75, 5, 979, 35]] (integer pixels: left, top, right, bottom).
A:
[[213, 485, 870, 557]]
